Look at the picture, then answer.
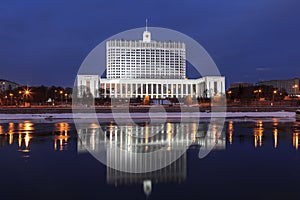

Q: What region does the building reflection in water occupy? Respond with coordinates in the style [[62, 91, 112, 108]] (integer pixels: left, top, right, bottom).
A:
[[8, 122, 14, 145], [77, 121, 225, 196], [228, 121, 233, 145], [273, 118, 279, 149], [54, 122, 70, 151], [292, 121, 299, 150], [254, 120, 264, 148], [0, 121, 71, 154]]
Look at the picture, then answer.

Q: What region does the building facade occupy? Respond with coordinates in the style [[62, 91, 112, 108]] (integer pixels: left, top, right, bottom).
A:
[[230, 82, 253, 89], [258, 78, 299, 96], [106, 33, 186, 79], [77, 29, 225, 99], [0, 79, 20, 92]]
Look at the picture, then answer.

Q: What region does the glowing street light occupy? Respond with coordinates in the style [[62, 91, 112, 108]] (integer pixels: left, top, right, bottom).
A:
[[272, 90, 277, 103], [292, 84, 298, 96], [60, 90, 63, 104], [23, 87, 31, 107], [64, 93, 68, 103], [24, 88, 31, 97], [9, 93, 13, 105], [227, 90, 232, 101]]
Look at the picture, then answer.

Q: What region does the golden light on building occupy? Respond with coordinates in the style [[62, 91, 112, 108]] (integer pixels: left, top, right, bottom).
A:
[[292, 84, 298, 89], [0, 125, 3, 135]]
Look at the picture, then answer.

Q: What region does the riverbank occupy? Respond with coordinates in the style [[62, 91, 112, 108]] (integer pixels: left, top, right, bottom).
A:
[[0, 112, 295, 121], [0, 105, 299, 114], [0, 111, 296, 120]]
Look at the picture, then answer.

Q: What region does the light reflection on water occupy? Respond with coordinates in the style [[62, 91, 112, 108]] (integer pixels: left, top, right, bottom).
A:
[[0, 121, 72, 156], [0, 119, 300, 154], [0, 118, 300, 199]]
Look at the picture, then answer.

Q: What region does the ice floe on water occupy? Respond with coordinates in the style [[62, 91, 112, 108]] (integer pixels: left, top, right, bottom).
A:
[[0, 111, 296, 123]]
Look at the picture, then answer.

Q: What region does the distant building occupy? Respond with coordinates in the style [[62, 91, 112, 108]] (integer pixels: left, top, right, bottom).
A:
[[77, 28, 225, 99], [0, 79, 20, 92], [230, 82, 253, 89], [258, 78, 299, 95]]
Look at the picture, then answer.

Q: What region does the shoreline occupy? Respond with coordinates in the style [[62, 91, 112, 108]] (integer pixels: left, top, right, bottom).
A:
[[0, 106, 298, 120], [0, 111, 295, 120], [0, 105, 298, 114]]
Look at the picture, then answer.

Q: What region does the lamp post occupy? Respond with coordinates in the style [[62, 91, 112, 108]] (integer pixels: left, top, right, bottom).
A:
[[258, 89, 262, 100], [60, 90, 63, 104], [9, 93, 13, 105], [227, 90, 232, 102], [64, 93, 68, 104], [272, 90, 277, 104], [254, 90, 258, 101], [24, 88, 31, 107], [292, 84, 298, 96], [18, 91, 22, 106]]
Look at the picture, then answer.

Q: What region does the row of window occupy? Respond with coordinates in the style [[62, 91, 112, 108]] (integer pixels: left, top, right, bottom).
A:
[[106, 40, 185, 49]]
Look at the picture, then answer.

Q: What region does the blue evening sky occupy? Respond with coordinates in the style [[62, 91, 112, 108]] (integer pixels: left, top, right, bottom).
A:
[[0, 0, 299, 87]]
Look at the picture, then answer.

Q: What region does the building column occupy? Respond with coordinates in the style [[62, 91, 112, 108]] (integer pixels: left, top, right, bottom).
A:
[[151, 84, 154, 99]]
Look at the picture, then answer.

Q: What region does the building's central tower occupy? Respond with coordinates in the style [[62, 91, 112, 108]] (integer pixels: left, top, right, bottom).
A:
[[106, 29, 186, 80]]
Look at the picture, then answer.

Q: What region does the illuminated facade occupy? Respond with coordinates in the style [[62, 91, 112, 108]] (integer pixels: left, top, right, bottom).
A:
[[258, 78, 300, 96], [77, 29, 225, 99]]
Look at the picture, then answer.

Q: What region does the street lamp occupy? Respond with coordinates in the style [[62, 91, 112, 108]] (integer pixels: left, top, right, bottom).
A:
[[60, 90, 63, 104], [23, 87, 31, 107], [258, 89, 262, 99], [254, 89, 262, 100], [272, 90, 277, 103], [64, 93, 68, 103], [292, 84, 298, 96], [9, 93, 13, 105], [227, 90, 232, 101], [18, 91, 22, 106]]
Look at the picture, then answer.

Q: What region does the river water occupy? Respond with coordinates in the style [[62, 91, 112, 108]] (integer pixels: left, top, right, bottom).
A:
[[0, 118, 300, 200]]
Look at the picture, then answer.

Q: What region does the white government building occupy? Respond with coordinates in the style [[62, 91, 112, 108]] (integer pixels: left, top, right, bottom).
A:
[[77, 28, 225, 99]]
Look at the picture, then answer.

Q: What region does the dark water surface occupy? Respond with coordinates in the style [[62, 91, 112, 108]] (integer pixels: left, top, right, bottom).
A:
[[0, 118, 300, 200]]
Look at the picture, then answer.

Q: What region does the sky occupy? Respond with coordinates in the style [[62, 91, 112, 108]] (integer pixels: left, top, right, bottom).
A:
[[1, 0, 300, 88]]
